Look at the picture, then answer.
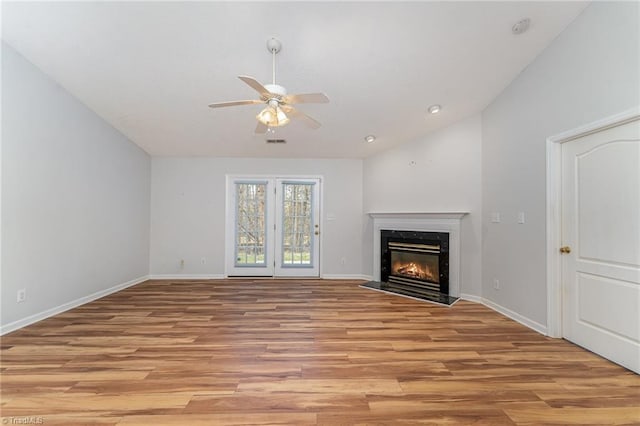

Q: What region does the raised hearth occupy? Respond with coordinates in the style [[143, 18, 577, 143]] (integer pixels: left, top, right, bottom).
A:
[[360, 280, 459, 306]]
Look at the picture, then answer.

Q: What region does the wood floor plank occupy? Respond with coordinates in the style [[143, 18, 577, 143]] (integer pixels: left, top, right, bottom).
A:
[[237, 378, 404, 394], [117, 413, 317, 425], [504, 406, 640, 424], [184, 392, 371, 414], [1, 278, 638, 425], [317, 410, 517, 425], [2, 392, 191, 413]]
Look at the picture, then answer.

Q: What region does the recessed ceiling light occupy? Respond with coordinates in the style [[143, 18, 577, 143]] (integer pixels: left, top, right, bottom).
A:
[[364, 135, 376, 143], [512, 18, 530, 35], [428, 105, 441, 114]]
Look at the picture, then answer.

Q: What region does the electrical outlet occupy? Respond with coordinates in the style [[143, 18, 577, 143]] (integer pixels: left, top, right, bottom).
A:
[[491, 212, 501, 223], [340, 257, 346, 265], [17, 288, 26, 303], [493, 279, 500, 290], [180, 259, 185, 269], [518, 212, 526, 224], [201, 257, 206, 265]]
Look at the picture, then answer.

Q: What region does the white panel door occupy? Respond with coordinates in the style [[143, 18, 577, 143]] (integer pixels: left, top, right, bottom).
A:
[[561, 118, 640, 373], [275, 179, 320, 277]]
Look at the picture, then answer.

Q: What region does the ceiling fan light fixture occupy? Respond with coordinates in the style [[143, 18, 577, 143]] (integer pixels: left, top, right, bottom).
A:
[[256, 107, 276, 125], [276, 107, 290, 125], [256, 106, 290, 127]]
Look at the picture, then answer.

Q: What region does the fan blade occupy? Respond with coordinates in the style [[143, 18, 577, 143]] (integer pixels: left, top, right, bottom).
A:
[[255, 121, 268, 134], [208, 99, 263, 108], [283, 92, 329, 104], [238, 75, 271, 97], [281, 106, 321, 129]]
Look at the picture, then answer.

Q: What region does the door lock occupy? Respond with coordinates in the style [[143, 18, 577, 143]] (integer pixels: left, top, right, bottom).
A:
[[560, 246, 572, 254]]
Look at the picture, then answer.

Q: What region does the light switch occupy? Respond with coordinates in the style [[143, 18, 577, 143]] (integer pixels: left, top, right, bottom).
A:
[[491, 212, 501, 223], [518, 212, 525, 224]]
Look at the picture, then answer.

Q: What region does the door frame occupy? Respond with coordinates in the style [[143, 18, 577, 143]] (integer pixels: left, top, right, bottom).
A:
[[545, 107, 640, 338], [224, 174, 323, 278]]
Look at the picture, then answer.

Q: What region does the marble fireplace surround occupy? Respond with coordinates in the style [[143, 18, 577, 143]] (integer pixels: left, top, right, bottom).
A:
[[369, 212, 469, 297]]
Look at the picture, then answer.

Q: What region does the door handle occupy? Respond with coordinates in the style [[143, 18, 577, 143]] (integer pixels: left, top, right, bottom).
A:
[[559, 246, 571, 254]]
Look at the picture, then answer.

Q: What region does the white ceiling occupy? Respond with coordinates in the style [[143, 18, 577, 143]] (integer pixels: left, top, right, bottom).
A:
[[2, 1, 588, 158]]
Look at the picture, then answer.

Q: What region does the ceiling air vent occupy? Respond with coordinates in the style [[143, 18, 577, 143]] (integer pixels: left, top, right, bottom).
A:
[[266, 139, 287, 144]]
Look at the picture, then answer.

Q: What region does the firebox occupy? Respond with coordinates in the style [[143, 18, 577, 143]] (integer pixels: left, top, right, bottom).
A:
[[381, 230, 449, 297]]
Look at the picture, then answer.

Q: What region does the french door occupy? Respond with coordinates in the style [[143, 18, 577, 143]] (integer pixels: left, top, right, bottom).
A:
[[226, 176, 320, 277]]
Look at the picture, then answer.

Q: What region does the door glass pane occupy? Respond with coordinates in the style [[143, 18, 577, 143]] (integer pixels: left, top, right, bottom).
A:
[[235, 182, 267, 266], [281, 183, 313, 267]]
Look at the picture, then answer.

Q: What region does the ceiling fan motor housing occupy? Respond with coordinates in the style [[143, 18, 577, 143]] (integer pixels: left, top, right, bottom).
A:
[[265, 84, 287, 98]]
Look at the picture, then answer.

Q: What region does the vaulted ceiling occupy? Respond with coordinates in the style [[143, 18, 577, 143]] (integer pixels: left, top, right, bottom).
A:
[[2, 1, 588, 158]]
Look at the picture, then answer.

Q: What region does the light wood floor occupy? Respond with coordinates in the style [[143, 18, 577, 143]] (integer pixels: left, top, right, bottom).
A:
[[1, 279, 638, 425]]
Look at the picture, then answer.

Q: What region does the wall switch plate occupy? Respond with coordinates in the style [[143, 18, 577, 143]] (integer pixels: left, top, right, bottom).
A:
[[518, 212, 525, 224], [493, 279, 500, 290], [17, 289, 26, 303], [201, 258, 206, 265], [491, 212, 501, 223]]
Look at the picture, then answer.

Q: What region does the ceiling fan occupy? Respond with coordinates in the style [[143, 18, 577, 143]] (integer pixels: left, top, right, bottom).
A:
[[208, 38, 329, 134]]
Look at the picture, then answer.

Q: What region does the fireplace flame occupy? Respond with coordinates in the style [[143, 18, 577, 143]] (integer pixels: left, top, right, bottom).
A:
[[392, 261, 437, 282]]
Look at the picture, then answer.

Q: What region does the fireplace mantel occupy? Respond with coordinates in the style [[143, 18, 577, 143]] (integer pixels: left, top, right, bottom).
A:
[[368, 212, 468, 220], [369, 212, 468, 297]]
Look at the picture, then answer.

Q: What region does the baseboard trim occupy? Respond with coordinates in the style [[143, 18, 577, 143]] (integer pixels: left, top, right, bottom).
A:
[[457, 293, 547, 335], [481, 297, 548, 336], [321, 274, 372, 281], [0, 275, 150, 336], [148, 274, 225, 280], [459, 293, 483, 303], [149, 274, 370, 281]]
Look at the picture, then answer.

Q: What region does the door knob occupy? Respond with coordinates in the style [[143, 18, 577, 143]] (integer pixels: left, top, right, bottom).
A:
[[314, 231, 319, 235], [560, 246, 571, 254]]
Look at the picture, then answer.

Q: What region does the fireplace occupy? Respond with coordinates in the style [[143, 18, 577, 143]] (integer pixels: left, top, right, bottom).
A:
[[380, 229, 450, 299], [362, 212, 465, 306]]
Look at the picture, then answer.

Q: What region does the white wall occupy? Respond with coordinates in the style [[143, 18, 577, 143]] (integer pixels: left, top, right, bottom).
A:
[[150, 157, 364, 278], [482, 2, 640, 327], [362, 115, 483, 297], [1, 43, 151, 331]]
